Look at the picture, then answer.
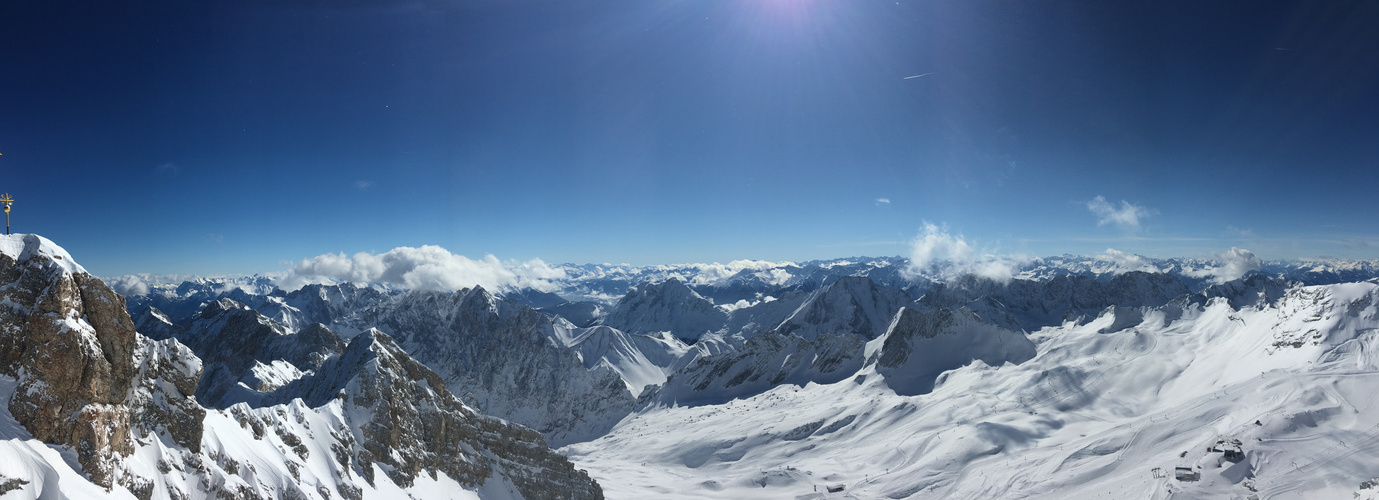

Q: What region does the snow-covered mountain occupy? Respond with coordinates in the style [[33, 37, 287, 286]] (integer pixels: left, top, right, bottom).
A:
[[135, 298, 348, 408], [869, 306, 1037, 396], [599, 278, 727, 342], [118, 274, 283, 323], [774, 275, 912, 341], [566, 279, 1379, 499], [0, 234, 603, 499], [109, 253, 1379, 336], [919, 271, 1192, 330], [553, 326, 690, 397], [80, 242, 1379, 499], [348, 286, 637, 447]]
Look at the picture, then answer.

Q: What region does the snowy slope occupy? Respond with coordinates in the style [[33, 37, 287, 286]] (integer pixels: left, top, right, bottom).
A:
[[565, 280, 1379, 500]]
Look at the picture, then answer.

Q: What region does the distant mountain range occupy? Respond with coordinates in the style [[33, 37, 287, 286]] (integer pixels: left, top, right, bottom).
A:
[[109, 254, 1379, 309], [6, 236, 1379, 498]]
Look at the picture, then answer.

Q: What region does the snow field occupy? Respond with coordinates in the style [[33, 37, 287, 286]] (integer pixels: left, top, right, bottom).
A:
[[565, 282, 1379, 499]]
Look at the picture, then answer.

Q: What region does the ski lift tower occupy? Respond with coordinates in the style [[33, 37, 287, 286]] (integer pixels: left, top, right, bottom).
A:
[[1, 193, 12, 235]]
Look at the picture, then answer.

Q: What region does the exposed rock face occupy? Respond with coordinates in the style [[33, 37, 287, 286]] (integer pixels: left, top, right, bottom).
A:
[[142, 282, 639, 447], [1193, 273, 1292, 310], [132, 306, 181, 341], [281, 329, 604, 499], [602, 278, 729, 342], [646, 331, 867, 407], [4, 234, 605, 498], [920, 271, 1191, 330], [776, 275, 912, 340], [126, 335, 206, 453], [365, 286, 636, 447], [144, 298, 347, 407], [0, 234, 137, 488], [274, 282, 393, 334]]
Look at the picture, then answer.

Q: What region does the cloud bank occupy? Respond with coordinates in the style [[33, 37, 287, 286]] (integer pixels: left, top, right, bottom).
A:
[[1098, 248, 1160, 274], [685, 260, 796, 286], [1087, 196, 1153, 229], [904, 223, 1020, 283], [277, 245, 567, 293], [1182, 247, 1263, 284], [107, 275, 150, 296]]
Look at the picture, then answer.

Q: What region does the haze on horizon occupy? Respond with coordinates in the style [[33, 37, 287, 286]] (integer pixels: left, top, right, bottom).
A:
[[1, 0, 1376, 277]]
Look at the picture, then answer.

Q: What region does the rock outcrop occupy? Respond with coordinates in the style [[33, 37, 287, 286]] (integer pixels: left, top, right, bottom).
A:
[[0, 234, 139, 488], [283, 329, 604, 498], [3, 234, 607, 498], [137, 298, 347, 408], [645, 331, 867, 407], [368, 286, 636, 447]]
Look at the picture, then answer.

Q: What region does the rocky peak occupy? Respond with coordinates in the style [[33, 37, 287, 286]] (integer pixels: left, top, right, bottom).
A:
[[646, 330, 868, 407], [1194, 273, 1292, 310], [132, 306, 182, 341], [602, 278, 728, 342], [197, 296, 251, 319], [366, 289, 636, 446], [920, 271, 1191, 330], [0, 234, 139, 487], [178, 301, 346, 407], [776, 275, 911, 340], [281, 281, 390, 329], [457, 285, 507, 326], [280, 328, 605, 499]]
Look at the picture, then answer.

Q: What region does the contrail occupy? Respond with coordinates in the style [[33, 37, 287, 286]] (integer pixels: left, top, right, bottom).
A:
[[903, 72, 933, 80]]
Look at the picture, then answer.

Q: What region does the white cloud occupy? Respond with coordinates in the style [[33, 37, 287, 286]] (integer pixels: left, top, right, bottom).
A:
[[762, 268, 793, 286], [1182, 247, 1263, 284], [157, 162, 179, 175], [355, 180, 375, 190], [875, 198, 891, 205], [717, 295, 779, 314], [685, 260, 795, 285], [911, 223, 973, 269], [1098, 248, 1160, 274], [903, 223, 1020, 284], [277, 245, 567, 293], [107, 275, 150, 296], [1086, 196, 1153, 230]]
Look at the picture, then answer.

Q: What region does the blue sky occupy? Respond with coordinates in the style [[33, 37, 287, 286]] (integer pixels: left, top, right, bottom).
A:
[[1, 0, 1377, 276]]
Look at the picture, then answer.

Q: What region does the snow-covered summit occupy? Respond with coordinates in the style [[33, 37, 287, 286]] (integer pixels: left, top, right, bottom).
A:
[[0, 233, 86, 275]]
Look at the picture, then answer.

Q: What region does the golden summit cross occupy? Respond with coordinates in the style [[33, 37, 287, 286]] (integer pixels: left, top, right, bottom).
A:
[[1, 193, 12, 235]]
